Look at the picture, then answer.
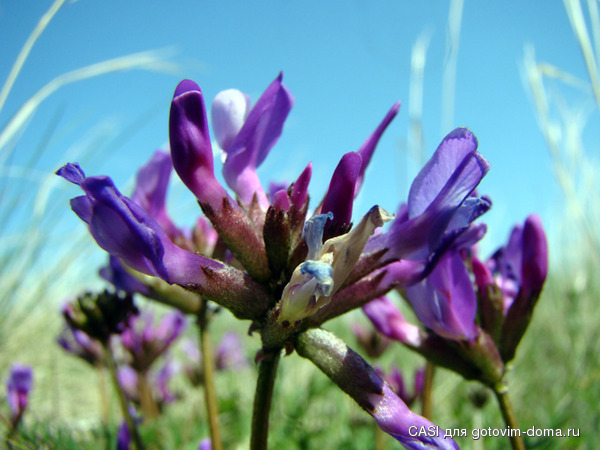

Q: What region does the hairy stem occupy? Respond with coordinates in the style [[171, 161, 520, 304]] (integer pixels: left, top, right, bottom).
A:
[[250, 349, 281, 450], [198, 302, 223, 450]]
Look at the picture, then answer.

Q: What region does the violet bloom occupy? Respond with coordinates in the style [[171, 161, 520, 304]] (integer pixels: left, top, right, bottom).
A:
[[132, 150, 182, 242], [380, 367, 425, 408], [120, 310, 186, 372], [474, 214, 548, 362], [56, 163, 221, 286], [211, 73, 293, 210], [6, 364, 33, 423], [483, 214, 548, 312], [57, 324, 104, 366], [56, 163, 269, 321], [405, 249, 479, 341], [366, 128, 491, 274], [215, 331, 248, 370]]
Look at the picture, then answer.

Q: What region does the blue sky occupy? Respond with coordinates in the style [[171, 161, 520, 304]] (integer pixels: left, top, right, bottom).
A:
[[0, 1, 594, 259]]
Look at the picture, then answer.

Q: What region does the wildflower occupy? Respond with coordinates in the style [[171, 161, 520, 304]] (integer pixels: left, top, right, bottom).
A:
[[6, 364, 33, 426], [57, 324, 104, 366], [56, 163, 270, 320], [278, 205, 393, 323], [210, 74, 294, 210], [58, 74, 497, 447], [215, 331, 248, 370], [62, 290, 138, 343], [474, 214, 548, 361], [120, 310, 186, 372], [405, 250, 479, 341], [383, 367, 425, 408]]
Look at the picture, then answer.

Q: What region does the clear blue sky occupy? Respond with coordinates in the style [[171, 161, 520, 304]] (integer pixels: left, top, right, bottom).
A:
[[0, 1, 593, 259]]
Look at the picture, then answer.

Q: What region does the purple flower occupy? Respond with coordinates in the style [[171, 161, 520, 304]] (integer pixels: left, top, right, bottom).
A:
[[57, 324, 104, 366], [120, 310, 186, 372], [99, 256, 152, 297], [198, 437, 212, 450], [362, 297, 422, 347], [405, 250, 479, 341], [379, 367, 425, 408], [116, 407, 142, 450], [56, 163, 269, 320], [484, 214, 548, 312], [368, 128, 491, 266], [132, 150, 182, 241], [479, 214, 548, 362], [6, 364, 33, 422], [215, 73, 294, 210], [169, 80, 234, 212], [369, 383, 457, 449], [56, 163, 222, 285], [279, 205, 393, 323], [216, 332, 248, 370]]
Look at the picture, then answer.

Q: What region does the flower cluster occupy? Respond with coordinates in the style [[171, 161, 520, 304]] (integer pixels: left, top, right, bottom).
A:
[[56, 72, 535, 448], [364, 214, 548, 386]]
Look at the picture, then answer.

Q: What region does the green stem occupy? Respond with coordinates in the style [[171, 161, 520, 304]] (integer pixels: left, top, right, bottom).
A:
[[250, 349, 281, 450], [103, 342, 145, 450], [137, 371, 159, 419], [421, 361, 435, 419], [97, 364, 110, 426], [494, 387, 525, 450], [375, 425, 387, 450], [198, 302, 223, 450]]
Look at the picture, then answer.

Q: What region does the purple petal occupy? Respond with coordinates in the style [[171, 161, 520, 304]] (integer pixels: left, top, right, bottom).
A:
[[290, 163, 312, 209], [405, 251, 478, 341], [169, 80, 233, 211], [216, 332, 248, 370], [520, 214, 548, 298], [355, 101, 401, 194], [155, 311, 187, 348], [370, 383, 458, 449], [117, 365, 139, 401], [363, 297, 422, 346], [408, 128, 485, 218], [99, 256, 152, 296], [320, 152, 362, 232], [56, 162, 85, 185], [271, 189, 291, 211], [6, 364, 33, 416], [223, 73, 294, 208], [132, 151, 181, 239], [68, 171, 222, 287], [367, 129, 491, 263]]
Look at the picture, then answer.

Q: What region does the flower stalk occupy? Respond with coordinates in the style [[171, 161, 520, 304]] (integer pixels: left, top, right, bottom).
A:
[[198, 300, 223, 450], [494, 385, 525, 450], [421, 361, 435, 419], [102, 342, 144, 450], [250, 349, 281, 450]]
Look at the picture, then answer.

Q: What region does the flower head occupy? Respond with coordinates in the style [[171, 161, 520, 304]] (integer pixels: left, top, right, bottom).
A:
[[6, 364, 33, 422]]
